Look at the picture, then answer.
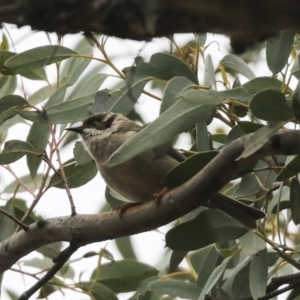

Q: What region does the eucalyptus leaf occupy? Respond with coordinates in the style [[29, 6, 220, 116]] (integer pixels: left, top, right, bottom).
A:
[[91, 259, 158, 293], [238, 122, 285, 159], [220, 54, 255, 80], [149, 279, 201, 300], [0, 95, 28, 126], [77, 281, 118, 300], [0, 140, 35, 164], [73, 141, 93, 165], [249, 249, 268, 299], [250, 89, 293, 121], [165, 209, 247, 251], [104, 100, 214, 167], [0, 75, 17, 98], [290, 177, 300, 225], [198, 255, 232, 300], [203, 54, 215, 87], [0, 199, 16, 242], [127, 52, 198, 83], [48, 160, 97, 189], [160, 77, 193, 114], [243, 77, 285, 95], [91, 76, 151, 116], [277, 155, 300, 181], [2, 46, 77, 75], [66, 46, 93, 86], [162, 151, 219, 187], [26, 122, 50, 178], [266, 30, 295, 74], [46, 93, 96, 123]]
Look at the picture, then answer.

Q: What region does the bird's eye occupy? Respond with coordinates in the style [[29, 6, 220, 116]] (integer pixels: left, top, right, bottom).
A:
[[92, 121, 98, 127]]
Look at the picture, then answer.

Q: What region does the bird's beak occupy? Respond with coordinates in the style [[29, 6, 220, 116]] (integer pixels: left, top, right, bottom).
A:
[[65, 126, 84, 134]]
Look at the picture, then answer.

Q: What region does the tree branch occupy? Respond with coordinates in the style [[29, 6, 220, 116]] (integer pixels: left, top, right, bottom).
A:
[[0, 129, 299, 274]]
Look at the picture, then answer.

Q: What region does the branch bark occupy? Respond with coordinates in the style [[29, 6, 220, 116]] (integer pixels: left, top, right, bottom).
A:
[[1, 0, 300, 48], [1, 128, 299, 274]]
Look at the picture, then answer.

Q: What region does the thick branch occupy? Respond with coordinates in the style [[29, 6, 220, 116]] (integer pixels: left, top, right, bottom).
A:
[[0, 129, 299, 274], [1, 0, 300, 46]]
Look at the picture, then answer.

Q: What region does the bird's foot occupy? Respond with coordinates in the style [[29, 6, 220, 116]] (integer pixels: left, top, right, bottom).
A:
[[153, 186, 173, 204], [116, 202, 141, 215]]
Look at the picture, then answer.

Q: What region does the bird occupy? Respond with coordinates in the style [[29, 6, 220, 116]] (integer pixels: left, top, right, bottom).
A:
[[65, 112, 265, 229]]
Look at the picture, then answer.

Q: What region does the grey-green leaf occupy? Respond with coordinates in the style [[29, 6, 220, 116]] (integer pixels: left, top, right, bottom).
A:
[[73, 141, 93, 165], [0, 140, 35, 164], [131, 52, 198, 83], [220, 54, 255, 80], [104, 100, 214, 167], [238, 121, 285, 159], [290, 177, 300, 225], [46, 93, 95, 123], [165, 209, 247, 251], [149, 279, 201, 300], [266, 30, 295, 74], [2, 46, 77, 75], [277, 155, 300, 181], [91, 76, 151, 116], [250, 89, 293, 121], [26, 122, 50, 178], [203, 54, 216, 87], [48, 160, 97, 189], [249, 248, 268, 299], [0, 95, 28, 126]]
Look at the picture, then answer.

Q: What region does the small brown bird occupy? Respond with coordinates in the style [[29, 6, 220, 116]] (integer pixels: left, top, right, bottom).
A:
[[66, 112, 265, 229]]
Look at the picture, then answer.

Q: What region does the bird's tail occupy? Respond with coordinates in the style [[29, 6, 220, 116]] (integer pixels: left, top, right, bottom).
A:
[[208, 193, 266, 230]]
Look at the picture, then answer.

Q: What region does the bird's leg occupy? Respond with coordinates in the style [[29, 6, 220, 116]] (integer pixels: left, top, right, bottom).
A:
[[153, 186, 173, 203]]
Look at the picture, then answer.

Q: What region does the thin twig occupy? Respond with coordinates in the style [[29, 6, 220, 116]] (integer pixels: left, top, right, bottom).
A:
[[19, 243, 79, 300], [0, 208, 28, 231]]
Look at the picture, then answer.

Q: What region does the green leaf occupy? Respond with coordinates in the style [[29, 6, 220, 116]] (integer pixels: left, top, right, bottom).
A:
[[91, 76, 151, 116], [48, 160, 97, 189], [277, 155, 300, 181], [44, 85, 67, 108], [0, 95, 28, 126], [104, 100, 215, 167], [73, 141, 93, 165], [46, 93, 95, 123], [0, 51, 47, 80], [0, 199, 16, 242], [250, 89, 293, 121], [292, 81, 300, 120], [240, 231, 266, 256], [238, 121, 285, 159], [162, 151, 219, 187], [66, 46, 93, 86], [220, 54, 255, 80], [165, 210, 247, 251], [75, 73, 108, 98], [26, 122, 50, 178], [266, 30, 295, 74], [149, 279, 201, 300], [249, 249, 268, 300], [3, 174, 43, 194], [203, 54, 216, 87], [169, 251, 187, 272], [28, 84, 57, 105], [243, 77, 284, 95], [77, 282, 118, 300], [129, 53, 198, 83], [290, 177, 300, 225], [178, 87, 251, 105], [191, 245, 219, 290], [161, 77, 193, 114], [198, 255, 232, 300], [92, 259, 158, 293], [230, 260, 252, 299], [115, 236, 137, 260], [2, 46, 77, 75], [15, 109, 48, 124], [0, 140, 35, 164], [0, 75, 17, 98]]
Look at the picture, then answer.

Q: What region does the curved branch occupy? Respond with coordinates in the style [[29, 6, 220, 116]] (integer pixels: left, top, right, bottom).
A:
[[0, 129, 299, 274]]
